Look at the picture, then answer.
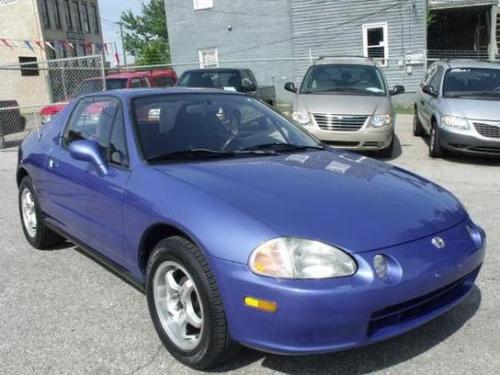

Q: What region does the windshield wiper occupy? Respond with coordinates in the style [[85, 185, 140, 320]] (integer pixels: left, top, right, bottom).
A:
[[147, 148, 277, 162], [243, 143, 325, 152]]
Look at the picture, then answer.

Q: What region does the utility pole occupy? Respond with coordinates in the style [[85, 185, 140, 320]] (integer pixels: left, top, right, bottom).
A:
[[119, 22, 128, 67]]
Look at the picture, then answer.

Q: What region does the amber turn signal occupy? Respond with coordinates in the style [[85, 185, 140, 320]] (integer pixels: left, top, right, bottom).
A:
[[244, 297, 278, 313]]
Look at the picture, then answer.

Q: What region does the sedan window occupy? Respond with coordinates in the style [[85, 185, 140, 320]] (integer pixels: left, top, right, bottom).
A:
[[64, 98, 119, 155]]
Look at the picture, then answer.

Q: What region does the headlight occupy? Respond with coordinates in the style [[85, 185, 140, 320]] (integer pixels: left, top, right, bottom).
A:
[[249, 238, 357, 279], [442, 115, 469, 130], [292, 111, 312, 126], [371, 114, 392, 127]]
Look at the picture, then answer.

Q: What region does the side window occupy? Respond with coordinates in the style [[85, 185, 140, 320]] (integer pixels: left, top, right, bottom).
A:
[[429, 66, 444, 93], [108, 109, 128, 166], [154, 76, 175, 87], [64, 98, 119, 155], [130, 78, 144, 88]]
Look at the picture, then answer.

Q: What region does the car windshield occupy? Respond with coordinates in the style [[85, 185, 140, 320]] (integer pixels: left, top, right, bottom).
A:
[[300, 64, 386, 96], [132, 93, 322, 162], [443, 68, 500, 98], [71, 78, 128, 98], [177, 71, 241, 91]]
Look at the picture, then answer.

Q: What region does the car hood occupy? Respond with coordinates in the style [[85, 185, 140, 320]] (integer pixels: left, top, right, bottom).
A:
[[296, 94, 391, 115], [154, 151, 466, 254], [443, 98, 500, 120]]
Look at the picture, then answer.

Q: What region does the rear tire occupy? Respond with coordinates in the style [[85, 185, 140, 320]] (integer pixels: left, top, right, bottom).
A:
[[146, 236, 238, 370], [429, 122, 444, 158], [413, 109, 424, 137], [18, 176, 64, 249]]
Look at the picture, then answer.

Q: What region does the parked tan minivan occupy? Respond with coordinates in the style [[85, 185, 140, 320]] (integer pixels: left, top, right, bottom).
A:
[[285, 57, 405, 157]]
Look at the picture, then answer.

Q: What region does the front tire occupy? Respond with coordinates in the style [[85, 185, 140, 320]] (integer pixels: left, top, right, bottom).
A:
[[146, 236, 238, 370], [18, 176, 64, 249], [429, 123, 444, 158]]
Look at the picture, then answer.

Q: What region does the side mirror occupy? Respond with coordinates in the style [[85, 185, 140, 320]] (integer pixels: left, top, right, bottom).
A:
[[69, 140, 108, 175], [390, 85, 405, 96], [241, 79, 256, 93], [284, 82, 297, 93], [422, 85, 438, 97]]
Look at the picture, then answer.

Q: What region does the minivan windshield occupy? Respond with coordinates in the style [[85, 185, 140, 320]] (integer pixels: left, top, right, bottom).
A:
[[132, 94, 322, 162], [443, 68, 500, 98], [300, 64, 387, 96]]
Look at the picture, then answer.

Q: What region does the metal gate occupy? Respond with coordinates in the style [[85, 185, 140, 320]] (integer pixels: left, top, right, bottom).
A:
[[0, 55, 105, 150]]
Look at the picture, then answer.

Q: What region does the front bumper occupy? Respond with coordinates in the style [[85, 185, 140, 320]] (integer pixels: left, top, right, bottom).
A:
[[439, 126, 500, 156], [306, 125, 393, 151], [211, 221, 485, 355]]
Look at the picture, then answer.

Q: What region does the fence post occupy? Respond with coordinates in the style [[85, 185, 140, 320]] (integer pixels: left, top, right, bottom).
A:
[[61, 61, 68, 101], [100, 53, 107, 91]]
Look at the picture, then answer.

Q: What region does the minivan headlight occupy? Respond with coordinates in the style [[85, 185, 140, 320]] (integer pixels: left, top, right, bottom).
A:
[[371, 114, 392, 127], [442, 115, 469, 130], [249, 238, 357, 279], [292, 111, 312, 126]]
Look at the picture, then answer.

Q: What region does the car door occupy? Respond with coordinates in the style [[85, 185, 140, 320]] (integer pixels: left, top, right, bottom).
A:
[[45, 96, 130, 264], [418, 64, 438, 130], [423, 66, 445, 130]]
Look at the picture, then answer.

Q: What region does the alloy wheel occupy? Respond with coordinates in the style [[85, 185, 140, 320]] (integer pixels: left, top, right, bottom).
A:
[[21, 188, 37, 238], [153, 261, 204, 351]]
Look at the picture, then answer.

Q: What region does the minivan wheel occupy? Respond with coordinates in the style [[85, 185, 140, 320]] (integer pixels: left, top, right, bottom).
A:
[[413, 110, 424, 137], [18, 176, 64, 249], [429, 124, 444, 158], [146, 236, 238, 370]]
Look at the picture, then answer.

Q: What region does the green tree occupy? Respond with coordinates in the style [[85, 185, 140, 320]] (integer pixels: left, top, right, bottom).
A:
[[120, 0, 170, 65]]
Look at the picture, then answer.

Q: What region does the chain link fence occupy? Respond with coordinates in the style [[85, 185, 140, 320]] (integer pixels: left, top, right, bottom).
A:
[[0, 55, 104, 150]]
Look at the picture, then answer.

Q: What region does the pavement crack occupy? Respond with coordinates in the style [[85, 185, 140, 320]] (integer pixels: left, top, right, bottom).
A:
[[126, 344, 163, 375]]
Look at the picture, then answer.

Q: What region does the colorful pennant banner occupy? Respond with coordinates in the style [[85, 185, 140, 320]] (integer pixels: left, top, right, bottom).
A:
[[0, 37, 114, 57]]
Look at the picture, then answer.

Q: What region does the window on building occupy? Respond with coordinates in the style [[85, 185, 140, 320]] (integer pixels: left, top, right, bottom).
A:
[[18, 57, 40, 77], [193, 0, 213, 10], [83, 3, 91, 33], [362, 22, 388, 67], [42, 0, 51, 28], [91, 4, 99, 33], [54, 0, 62, 29], [198, 48, 218, 68], [74, 1, 83, 31], [64, 0, 73, 30]]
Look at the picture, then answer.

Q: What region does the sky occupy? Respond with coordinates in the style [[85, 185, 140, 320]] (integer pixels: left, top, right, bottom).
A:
[[99, 0, 143, 66]]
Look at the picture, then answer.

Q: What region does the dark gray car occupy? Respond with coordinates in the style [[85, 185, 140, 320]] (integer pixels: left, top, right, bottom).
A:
[[415, 60, 500, 157]]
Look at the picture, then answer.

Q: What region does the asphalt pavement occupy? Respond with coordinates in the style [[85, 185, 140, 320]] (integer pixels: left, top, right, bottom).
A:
[[0, 115, 499, 374]]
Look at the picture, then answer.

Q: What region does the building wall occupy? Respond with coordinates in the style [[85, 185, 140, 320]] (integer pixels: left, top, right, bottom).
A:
[[289, 0, 427, 92], [0, 0, 49, 107], [0, 0, 103, 108], [164, 0, 295, 100]]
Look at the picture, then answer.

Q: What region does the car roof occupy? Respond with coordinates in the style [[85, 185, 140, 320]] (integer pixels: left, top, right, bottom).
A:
[[314, 56, 376, 66], [439, 59, 500, 70], [82, 87, 246, 100], [181, 68, 244, 74]]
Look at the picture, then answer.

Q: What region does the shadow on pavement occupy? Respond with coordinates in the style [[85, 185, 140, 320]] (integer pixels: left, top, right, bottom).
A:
[[214, 286, 481, 374]]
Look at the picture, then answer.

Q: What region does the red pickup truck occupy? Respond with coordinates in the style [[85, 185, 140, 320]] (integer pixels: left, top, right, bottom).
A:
[[40, 69, 177, 123]]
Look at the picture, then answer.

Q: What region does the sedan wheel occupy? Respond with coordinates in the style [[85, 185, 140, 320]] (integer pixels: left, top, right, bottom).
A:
[[146, 236, 238, 370], [153, 261, 204, 351], [21, 188, 37, 238], [18, 176, 64, 249]]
